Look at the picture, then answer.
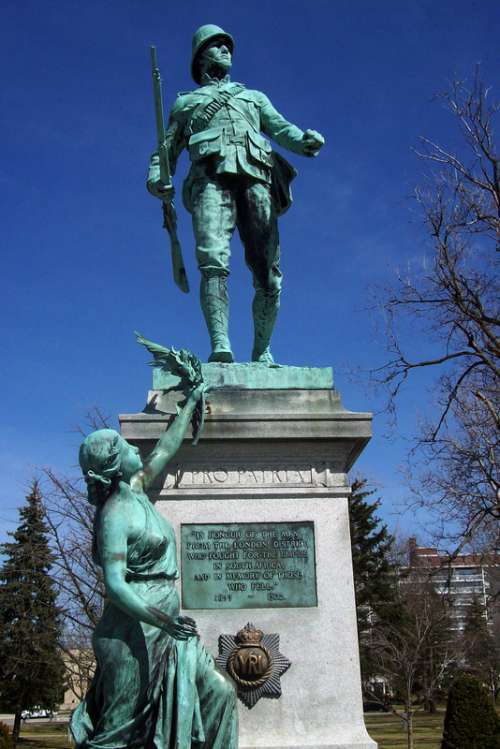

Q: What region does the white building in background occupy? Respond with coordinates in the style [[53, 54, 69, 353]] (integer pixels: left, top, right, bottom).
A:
[[402, 538, 500, 632]]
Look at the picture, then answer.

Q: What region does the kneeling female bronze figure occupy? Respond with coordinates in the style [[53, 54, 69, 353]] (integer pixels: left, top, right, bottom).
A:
[[70, 385, 238, 749]]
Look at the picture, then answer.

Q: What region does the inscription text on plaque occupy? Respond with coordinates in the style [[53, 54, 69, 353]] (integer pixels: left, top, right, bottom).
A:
[[181, 521, 317, 609]]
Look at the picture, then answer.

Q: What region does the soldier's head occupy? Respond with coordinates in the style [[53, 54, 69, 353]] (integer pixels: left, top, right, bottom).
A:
[[191, 24, 234, 84]]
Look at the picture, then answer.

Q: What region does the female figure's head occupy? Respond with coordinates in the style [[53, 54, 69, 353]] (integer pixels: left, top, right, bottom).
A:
[[79, 429, 143, 505]]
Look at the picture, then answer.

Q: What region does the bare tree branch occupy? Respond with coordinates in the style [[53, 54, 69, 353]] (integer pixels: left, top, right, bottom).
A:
[[371, 70, 500, 554]]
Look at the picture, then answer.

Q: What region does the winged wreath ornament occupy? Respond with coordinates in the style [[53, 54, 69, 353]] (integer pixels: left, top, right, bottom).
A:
[[135, 332, 207, 445]]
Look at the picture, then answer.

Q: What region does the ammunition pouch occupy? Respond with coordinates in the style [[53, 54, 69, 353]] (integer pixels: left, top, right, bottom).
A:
[[246, 130, 274, 168], [188, 127, 224, 161]]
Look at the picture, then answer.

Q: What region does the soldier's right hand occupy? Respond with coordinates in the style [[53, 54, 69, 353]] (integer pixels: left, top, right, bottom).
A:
[[151, 180, 175, 203]]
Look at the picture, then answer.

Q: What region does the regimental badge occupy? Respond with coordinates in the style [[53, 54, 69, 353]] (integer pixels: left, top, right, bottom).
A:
[[216, 622, 291, 708]]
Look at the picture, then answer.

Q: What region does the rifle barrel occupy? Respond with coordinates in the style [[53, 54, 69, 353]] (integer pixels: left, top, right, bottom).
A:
[[150, 45, 170, 184], [149, 46, 188, 292], [150, 45, 158, 69], [150, 45, 166, 145]]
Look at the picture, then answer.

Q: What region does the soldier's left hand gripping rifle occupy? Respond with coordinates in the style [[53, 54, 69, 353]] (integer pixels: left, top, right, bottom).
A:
[[150, 45, 189, 293]]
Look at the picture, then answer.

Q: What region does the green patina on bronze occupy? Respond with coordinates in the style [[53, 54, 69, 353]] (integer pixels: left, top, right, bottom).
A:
[[148, 25, 325, 366], [152, 361, 334, 390], [181, 521, 318, 610], [69, 385, 238, 749]]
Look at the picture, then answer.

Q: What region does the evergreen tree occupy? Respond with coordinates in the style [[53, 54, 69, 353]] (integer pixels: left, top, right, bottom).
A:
[[0, 482, 65, 744], [349, 478, 399, 693], [441, 674, 500, 749], [349, 479, 398, 630]]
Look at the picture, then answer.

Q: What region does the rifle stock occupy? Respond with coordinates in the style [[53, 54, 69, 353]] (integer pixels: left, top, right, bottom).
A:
[[162, 203, 189, 294]]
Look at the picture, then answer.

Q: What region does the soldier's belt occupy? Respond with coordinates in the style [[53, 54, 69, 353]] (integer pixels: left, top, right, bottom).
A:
[[225, 134, 246, 146], [188, 127, 273, 168]]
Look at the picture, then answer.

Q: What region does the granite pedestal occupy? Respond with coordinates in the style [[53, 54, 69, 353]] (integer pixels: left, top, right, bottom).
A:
[[120, 364, 377, 749]]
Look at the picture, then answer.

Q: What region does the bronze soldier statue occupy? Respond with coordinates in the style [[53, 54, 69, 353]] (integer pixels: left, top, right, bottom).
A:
[[148, 24, 324, 364]]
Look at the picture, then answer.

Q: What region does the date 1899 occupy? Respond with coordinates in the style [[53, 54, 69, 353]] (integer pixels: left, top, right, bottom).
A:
[[214, 593, 232, 603]]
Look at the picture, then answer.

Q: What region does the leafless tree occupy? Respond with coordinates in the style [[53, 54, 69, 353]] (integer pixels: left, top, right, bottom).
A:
[[461, 593, 500, 703], [42, 470, 102, 634], [61, 647, 96, 705], [369, 581, 459, 749], [40, 469, 101, 704], [372, 70, 499, 554], [39, 409, 111, 703]]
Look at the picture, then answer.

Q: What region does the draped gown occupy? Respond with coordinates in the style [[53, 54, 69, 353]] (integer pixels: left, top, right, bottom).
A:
[[70, 492, 238, 749]]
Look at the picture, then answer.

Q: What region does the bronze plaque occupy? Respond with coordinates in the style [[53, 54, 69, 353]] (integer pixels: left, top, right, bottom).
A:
[[181, 521, 317, 609]]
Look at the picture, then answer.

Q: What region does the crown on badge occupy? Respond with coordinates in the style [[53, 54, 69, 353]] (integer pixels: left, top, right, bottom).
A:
[[235, 623, 264, 646]]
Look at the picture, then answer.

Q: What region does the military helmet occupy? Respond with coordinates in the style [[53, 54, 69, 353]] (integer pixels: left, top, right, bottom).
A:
[[191, 24, 234, 84]]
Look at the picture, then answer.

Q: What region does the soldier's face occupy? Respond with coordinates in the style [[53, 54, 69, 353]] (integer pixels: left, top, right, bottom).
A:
[[202, 39, 232, 72]]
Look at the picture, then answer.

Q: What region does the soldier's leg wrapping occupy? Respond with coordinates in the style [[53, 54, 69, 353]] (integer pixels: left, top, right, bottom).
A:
[[191, 178, 236, 363], [237, 180, 282, 363]]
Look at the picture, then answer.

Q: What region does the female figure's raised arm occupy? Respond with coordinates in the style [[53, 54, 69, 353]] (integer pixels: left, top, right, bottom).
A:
[[136, 385, 204, 493], [98, 485, 197, 639]]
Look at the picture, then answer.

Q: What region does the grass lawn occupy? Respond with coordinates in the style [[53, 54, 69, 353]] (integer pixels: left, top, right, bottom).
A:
[[17, 713, 445, 749], [13, 702, 500, 748], [365, 709, 444, 748], [16, 721, 71, 749]]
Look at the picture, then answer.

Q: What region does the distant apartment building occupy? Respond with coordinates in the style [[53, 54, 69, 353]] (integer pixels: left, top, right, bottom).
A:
[[401, 538, 500, 632]]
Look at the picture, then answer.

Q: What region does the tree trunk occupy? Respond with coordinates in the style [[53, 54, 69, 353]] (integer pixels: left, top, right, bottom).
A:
[[490, 679, 497, 709], [406, 704, 414, 749], [12, 711, 22, 746], [425, 646, 437, 712]]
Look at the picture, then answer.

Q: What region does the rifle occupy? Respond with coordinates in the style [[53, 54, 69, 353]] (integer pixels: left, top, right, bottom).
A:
[[150, 45, 189, 293]]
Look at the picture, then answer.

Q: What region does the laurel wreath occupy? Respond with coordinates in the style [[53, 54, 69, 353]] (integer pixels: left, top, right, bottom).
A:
[[135, 332, 207, 445]]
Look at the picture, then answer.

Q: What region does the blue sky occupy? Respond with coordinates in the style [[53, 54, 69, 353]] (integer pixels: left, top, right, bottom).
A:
[[1, 0, 499, 540]]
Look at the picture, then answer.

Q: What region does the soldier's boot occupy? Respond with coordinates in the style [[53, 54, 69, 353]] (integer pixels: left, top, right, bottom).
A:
[[251, 287, 280, 365], [200, 274, 234, 363]]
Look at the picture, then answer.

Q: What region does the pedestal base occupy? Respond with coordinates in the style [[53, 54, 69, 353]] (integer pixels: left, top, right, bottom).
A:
[[120, 381, 376, 749], [246, 745, 376, 749]]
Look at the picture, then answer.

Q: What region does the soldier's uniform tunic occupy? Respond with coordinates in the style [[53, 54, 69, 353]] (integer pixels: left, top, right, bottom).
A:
[[149, 79, 307, 284], [148, 78, 310, 359]]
